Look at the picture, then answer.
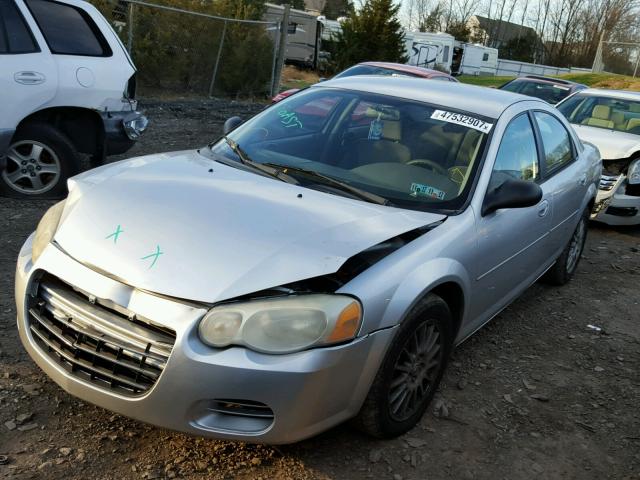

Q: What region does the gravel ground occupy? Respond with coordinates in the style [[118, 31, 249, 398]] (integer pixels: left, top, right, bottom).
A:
[[1, 99, 640, 480]]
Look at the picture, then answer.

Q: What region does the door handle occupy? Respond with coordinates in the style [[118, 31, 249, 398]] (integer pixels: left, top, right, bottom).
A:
[[14, 71, 46, 85], [538, 199, 550, 217]]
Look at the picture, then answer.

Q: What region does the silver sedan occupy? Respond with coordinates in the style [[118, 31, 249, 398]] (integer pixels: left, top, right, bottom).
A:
[[15, 76, 601, 444]]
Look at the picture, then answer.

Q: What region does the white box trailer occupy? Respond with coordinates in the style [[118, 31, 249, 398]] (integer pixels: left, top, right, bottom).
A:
[[452, 43, 498, 76], [404, 31, 455, 72], [265, 3, 321, 67]]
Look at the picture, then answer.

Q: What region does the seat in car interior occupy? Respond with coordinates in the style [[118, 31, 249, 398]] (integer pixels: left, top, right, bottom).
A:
[[611, 110, 627, 130], [349, 119, 411, 168], [627, 118, 640, 131], [582, 105, 614, 129]]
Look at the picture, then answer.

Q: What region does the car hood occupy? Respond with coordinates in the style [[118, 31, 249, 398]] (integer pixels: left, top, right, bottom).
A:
[[572, 124, 640, 160], [55, 150, 445, 303]]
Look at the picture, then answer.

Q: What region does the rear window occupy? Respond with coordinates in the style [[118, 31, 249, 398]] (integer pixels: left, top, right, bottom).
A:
[[0, 0, 39, 54], [501, 80, 572, 104], [334, 65, 419, 79], [25, 0, 111, 56]]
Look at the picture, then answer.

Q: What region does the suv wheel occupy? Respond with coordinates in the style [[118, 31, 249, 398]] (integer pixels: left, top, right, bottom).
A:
[[1, 123, 80, 199], [353, 294, 453, 438], [542, 208, 589, 285]]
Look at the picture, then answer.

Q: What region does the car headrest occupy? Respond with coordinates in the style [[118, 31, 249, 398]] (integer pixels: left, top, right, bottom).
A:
[[382, 121, 401, 141], [365, 107, 400, 121], [629, 103, 640, 113], [611, 110, 626, 126], [627, 118, 640, 131], [592, 105, 611, 120]]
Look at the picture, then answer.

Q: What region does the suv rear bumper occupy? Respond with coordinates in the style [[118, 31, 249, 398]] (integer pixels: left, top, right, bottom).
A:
[[100, 111, 148, 156]]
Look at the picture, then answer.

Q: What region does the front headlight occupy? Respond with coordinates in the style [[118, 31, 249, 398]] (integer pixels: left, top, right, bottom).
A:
[[32, 200, 66, 262], [198, 295, 362, 354], [628, 158, 640, 185]]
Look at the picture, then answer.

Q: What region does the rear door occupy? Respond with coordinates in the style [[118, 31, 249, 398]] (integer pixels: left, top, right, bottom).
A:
[[532, 110, 586, 249], [0, 0, 57, 134], [22, 0, 134, 108]]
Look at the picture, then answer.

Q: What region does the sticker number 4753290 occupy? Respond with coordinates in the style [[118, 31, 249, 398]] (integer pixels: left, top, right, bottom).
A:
[[431, 110, 493, 133]]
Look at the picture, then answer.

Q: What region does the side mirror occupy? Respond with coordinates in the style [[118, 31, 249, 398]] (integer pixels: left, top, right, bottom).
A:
[[318, 77, 326, 82], [482, 179, 542, 216], [223, 116, 243, 135]]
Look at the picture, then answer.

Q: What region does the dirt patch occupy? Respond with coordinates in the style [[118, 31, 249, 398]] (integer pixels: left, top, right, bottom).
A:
[[1, 100, 640, 480]]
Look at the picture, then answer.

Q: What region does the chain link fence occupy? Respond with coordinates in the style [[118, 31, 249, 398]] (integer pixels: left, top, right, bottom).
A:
[[593, 41, 640, 77], [92, 0, 281, 98]]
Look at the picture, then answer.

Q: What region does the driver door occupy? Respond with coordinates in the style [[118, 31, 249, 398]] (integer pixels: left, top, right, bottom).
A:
[[472, 112, 553, 324]]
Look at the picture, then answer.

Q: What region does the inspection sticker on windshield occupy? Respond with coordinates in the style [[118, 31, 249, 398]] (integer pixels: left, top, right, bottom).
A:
[[410, 182, 446, 200], [431, 110, 493, 133]]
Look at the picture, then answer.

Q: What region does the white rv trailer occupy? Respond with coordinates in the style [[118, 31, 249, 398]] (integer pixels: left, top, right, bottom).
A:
[[317, 16, 342, 42], [404, 31, 455, 72], [452, 43, 498, 76], [265, 3, 321, 67]]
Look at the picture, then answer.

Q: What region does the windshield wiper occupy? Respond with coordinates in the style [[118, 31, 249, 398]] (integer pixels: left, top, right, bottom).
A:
[[222, 137, 296, 184], [263, 163, 392, 206]]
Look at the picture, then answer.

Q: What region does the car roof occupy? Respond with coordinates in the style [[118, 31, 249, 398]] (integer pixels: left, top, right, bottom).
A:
[[510, 75, 585, 88], [314, 76, 537, 118], [358, 62, 451, 79], [573, 88, 640, 101]]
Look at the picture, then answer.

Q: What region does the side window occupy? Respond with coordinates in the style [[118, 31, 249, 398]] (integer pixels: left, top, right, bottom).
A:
[[489, 114, 539, 190], [443, 45, 450, 63], [482, 53, 489, 61], [25, 0, 111, 56], [0, 0, 39, 54], [533, 111, 573, 174]]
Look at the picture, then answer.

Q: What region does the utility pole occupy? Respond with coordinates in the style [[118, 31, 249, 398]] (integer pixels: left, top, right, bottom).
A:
[[272, 5, 290, 98], [592, 30, 605, 73]]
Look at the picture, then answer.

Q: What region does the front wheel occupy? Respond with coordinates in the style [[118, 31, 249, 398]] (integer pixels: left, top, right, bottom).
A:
[[353, 294, 453, 438], [0, 123, 80, 199], [543, 208, 589, 285]]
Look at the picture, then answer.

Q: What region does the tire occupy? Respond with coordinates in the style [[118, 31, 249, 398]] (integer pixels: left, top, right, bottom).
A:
[[0, 123, 80, 199], [353, 294, 453, 438], [542, 208, 589, 286]]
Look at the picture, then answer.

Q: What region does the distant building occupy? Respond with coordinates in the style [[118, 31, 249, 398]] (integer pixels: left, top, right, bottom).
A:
[[467, 15, 545, 62]]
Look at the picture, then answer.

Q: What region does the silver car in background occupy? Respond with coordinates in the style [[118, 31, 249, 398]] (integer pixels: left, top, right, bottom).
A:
[[15, 77, 601, 444], [557, 89, 640, 225]]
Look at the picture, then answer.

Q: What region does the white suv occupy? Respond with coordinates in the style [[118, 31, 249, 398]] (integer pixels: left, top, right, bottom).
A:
[[0, 0, 147, 198]]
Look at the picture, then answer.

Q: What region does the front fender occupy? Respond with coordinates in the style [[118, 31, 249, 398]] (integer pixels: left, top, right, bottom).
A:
[[377, 258, 471, 338]]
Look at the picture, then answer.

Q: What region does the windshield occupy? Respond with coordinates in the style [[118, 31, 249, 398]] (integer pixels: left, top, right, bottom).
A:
[[501, 80, 572, 104], [334, 64, 419, 79], [209, 87, 493, 212], [557, 94, 640, 135]]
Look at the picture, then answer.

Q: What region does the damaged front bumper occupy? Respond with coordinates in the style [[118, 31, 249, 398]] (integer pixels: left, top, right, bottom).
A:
[[592, 170, 640, 226], [15, 235, 394, 444]]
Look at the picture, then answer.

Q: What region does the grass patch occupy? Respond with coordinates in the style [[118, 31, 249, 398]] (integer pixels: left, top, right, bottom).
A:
[[457, 75, 513, 88]]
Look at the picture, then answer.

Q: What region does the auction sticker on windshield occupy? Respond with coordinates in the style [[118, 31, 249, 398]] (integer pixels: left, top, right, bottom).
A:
[[431, 110, 493, 133]]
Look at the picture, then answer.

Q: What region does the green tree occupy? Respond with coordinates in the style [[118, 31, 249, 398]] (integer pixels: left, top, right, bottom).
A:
[[91, 0, 274, 97], [333, 0, 407, 71], [446, 21, 470, 41]]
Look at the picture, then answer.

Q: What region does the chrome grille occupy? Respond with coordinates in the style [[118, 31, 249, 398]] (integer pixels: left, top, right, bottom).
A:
[[28, 276, 176, 396], [599, 174, 621, 191]]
